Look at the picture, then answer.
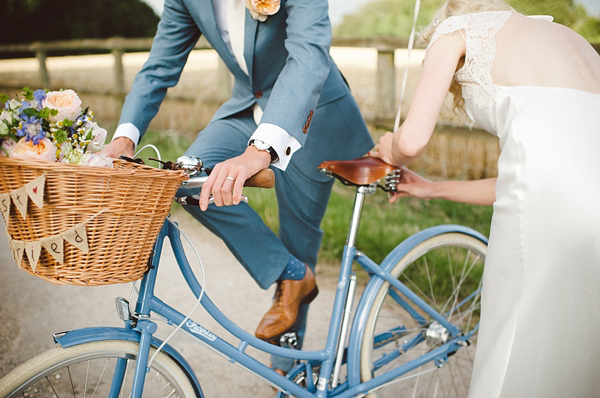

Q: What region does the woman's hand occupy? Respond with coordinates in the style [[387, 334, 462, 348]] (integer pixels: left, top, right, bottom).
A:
[[369, 132, 397, 166], [388, 166, 436, 203]]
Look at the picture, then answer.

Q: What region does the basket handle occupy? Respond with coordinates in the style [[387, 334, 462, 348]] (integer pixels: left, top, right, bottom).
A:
[[244, 168, 275, 188]]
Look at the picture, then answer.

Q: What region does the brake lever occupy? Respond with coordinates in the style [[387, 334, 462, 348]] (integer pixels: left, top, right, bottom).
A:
[[177, 195, 249, 206]]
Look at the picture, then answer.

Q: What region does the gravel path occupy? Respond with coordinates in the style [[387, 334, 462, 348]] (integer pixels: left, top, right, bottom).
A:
[[0, 213, 340, 397]]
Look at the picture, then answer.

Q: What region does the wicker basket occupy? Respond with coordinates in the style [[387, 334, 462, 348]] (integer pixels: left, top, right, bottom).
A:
[[0, 157, 187, 286]]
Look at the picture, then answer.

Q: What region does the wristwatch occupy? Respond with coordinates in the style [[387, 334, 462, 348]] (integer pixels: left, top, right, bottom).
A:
[[250, 139, 279, 164]]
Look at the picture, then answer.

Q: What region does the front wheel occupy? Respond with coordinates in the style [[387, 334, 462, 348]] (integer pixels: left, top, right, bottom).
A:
[[0, 340, 199, 397], [360, 231, 487, 398]]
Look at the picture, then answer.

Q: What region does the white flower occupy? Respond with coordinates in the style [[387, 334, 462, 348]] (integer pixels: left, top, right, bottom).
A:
[[0, 137, 17, 156], [0, 110, 16, 124], [7, 99, 21, 111], [85, 122, 108, 153], [82, 152, 113, 168], [42, 89, 83, 122], [244, 0, 280, 22]]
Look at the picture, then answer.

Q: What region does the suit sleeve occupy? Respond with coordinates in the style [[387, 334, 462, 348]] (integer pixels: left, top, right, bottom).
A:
[[118, 0, 201, 139], [258, 0, 332, 146]]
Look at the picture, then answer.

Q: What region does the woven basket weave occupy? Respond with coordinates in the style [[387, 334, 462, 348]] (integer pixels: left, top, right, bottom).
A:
[[0, 157, 187, 286]]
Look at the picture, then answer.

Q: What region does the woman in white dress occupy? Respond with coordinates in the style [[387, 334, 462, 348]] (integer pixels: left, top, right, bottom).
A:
[[371, 0, 600, 396]]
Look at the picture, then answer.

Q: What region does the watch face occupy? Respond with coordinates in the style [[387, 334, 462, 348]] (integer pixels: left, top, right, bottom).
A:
[[252, 140, 270, 151]]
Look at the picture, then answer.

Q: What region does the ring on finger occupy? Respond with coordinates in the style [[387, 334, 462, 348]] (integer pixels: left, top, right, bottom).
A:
[[226, 176, 235, 181]]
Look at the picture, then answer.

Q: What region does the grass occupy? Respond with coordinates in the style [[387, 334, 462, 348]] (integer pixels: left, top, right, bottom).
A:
[[132, 129, 493, 269]]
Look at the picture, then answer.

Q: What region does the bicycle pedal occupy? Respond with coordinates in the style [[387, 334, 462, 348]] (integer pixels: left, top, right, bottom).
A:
[[278, 331, 299, 349]]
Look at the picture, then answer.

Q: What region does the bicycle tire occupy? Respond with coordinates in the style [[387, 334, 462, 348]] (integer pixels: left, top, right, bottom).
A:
[[359, 232, 487, 398], [0, 340, 199, 398]]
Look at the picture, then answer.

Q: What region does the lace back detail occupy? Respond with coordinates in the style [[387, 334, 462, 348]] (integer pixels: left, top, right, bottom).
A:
[[428, 11, 512, 108]]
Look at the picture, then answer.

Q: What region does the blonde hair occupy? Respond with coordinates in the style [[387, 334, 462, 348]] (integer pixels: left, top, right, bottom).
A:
[[420, 0, 514, 113]]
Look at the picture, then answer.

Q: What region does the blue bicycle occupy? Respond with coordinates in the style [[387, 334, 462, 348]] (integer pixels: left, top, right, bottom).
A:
[[0, 156, 487, 398]]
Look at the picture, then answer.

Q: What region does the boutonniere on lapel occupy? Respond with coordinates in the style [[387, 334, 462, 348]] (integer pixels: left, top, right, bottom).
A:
[[244, 0, 280, 22]]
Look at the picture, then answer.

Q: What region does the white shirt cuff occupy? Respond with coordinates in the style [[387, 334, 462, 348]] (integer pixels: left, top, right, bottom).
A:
[[112, 123, 140, 149], [250, 123, 301, 170]]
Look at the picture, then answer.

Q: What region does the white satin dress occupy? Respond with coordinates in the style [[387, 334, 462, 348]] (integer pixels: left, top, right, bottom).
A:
[[429, 12, 600, 398]]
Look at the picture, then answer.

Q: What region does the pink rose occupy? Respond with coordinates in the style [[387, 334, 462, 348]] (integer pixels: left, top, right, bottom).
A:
[[244, 0, 280, 21], [42, 90, 82, 122], [10, 137, 57, 162]]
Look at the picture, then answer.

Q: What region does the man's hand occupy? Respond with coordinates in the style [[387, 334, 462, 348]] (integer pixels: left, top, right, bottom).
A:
[[199, 146, 271, 211], [100, 137, 135, 159]]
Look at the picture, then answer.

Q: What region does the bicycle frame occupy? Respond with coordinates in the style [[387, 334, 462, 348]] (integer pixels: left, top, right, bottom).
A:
[[52, 184, 487, 398]]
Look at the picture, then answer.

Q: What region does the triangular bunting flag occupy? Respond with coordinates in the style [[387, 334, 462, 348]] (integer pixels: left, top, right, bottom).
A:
[[10, 239, 25, 267], [63, 223, 89, 253], [41, 235, 64, 264], [25, 241, 42, 271], [0, 193, 10, 227], [25, 174, 45, 209], [10, 187, 28, 220]]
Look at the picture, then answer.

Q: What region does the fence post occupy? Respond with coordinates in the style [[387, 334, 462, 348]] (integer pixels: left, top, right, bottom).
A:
[[35, 48, 50, 87], [217, 58, 232, 102], [112, 48, 125, 95], [376, 49, 396, 122]]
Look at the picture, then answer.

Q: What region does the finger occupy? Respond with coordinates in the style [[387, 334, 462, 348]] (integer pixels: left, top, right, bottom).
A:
[[232, 172, 247, 205], [211, 169, 230, 207], [220, 173, 237, 206], [200, 164, 221, 211]]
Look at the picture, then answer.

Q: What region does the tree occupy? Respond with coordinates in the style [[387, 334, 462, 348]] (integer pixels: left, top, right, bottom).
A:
[[0, 0, 160, 44], [334, 0, 600, 42]]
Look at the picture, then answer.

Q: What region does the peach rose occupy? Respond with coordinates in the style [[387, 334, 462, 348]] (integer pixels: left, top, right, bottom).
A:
[[42, 90, 82, 122], [10, 137, 57, 162], [244, 0, 280, 22]]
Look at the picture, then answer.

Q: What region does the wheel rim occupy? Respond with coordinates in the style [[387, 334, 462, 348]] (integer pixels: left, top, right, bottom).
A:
[[360, 234, 486, 398], [7, 342, 193, 397]]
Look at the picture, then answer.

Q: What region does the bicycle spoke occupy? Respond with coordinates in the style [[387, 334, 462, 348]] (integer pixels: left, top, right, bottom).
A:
[[92, 358, 110, 398], [67, 366, 76, 398], [45, 375, 60, 397]]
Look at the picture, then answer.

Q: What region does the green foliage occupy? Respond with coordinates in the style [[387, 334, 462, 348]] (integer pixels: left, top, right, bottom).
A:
[[334, 0, 600, 42], [335, 0, 445, 38], [0, 0, 160, 44], [126, 129, 493, 267], [319, 184, 492, 265]]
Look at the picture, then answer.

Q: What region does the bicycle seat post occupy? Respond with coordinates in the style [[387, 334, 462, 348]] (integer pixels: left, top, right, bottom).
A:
[[346, 184, 375, 248]]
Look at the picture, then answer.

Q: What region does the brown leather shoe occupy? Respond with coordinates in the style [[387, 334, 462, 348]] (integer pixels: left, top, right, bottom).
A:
[[255, 265, 318, 342]]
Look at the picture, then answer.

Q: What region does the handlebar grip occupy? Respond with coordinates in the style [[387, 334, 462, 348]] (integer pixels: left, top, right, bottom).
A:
[[244, 168, 275, 188]]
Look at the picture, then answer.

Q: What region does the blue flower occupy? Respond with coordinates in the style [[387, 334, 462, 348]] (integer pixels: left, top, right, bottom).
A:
[[33, 90, 46, 109], [16, 115, 43, 143]]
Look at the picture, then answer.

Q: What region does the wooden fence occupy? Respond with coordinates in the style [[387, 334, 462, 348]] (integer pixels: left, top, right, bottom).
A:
[[1, 37, 598, 179]]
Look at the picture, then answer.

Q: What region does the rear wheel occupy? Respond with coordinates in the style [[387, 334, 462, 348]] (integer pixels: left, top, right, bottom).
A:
[[0, 340, 199, 397], [360, 232, 487, 398]]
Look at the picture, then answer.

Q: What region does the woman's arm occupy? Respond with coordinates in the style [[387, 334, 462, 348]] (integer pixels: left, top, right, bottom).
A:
[[371, 31, 466, 166], [390, 167, 496, 206]]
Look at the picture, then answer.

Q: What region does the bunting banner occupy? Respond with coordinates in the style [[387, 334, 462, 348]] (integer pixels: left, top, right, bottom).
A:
[[8, 222, 90, 269], [2, 174, 103, 271], [1, 173, 46, 224]]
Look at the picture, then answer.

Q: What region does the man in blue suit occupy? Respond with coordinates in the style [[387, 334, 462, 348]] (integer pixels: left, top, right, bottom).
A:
[[104, 0, 373, 372]]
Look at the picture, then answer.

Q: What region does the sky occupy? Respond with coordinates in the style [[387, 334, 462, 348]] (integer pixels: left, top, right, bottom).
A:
[[141, 0, 600, 23]]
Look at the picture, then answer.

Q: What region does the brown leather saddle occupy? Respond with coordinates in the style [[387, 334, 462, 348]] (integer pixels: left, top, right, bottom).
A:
[[318, 157, 399, 186]]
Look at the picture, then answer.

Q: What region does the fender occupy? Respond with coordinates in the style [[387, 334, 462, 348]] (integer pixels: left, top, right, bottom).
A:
[[345, 224, 488, 386], [54, 327, 203, 397]]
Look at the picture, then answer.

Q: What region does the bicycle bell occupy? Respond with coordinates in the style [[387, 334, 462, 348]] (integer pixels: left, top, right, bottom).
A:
[[175, 155, 203, 176]]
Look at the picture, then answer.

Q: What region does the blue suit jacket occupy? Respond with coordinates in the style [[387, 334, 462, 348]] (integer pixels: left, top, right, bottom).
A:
[[119, 0, 373, 165]]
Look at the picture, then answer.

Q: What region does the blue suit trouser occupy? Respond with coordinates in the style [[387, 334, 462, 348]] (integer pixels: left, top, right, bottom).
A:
[[177, 108, 335, 370]]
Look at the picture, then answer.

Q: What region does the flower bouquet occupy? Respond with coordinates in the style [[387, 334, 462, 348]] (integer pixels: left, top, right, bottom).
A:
[[0, 87, 111, 167], [0, 88, 188, 286]]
